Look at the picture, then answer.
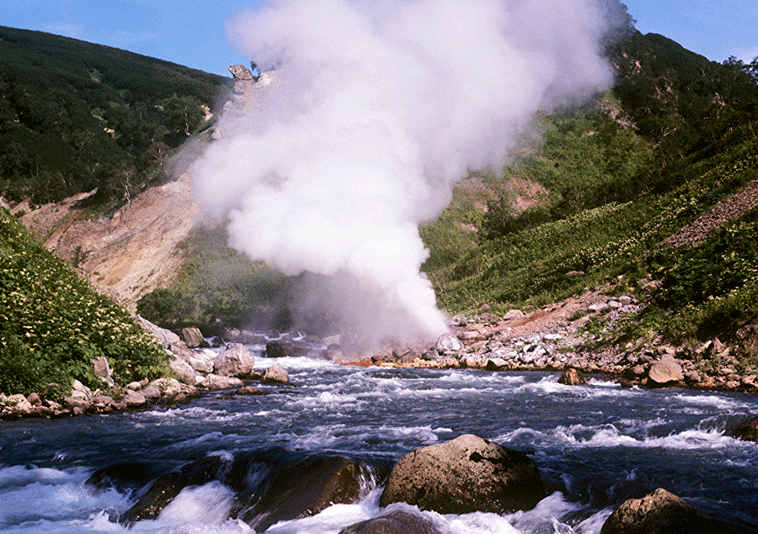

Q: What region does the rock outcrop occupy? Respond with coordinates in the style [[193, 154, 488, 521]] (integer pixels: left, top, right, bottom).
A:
[[380, 434, 545, 514]]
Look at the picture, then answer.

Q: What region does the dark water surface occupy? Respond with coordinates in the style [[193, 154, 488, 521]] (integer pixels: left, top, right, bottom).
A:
[[2, 352, 758, 533]]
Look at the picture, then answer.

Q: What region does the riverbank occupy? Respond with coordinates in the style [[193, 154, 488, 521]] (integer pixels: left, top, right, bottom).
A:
[[345, 287, 758, 394]]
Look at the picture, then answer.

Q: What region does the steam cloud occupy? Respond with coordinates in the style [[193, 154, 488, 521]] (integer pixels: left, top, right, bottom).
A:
[[192, 0, 616, 345]]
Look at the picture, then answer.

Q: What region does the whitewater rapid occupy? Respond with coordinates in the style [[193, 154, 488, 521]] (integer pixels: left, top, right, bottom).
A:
[[2, 351, 757, 533]]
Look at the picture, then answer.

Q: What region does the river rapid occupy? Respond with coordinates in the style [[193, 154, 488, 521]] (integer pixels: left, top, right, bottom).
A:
[[2, 345, 758, 533]]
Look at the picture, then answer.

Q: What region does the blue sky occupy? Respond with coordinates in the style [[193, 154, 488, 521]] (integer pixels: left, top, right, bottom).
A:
[[1, 1, 756, 77]]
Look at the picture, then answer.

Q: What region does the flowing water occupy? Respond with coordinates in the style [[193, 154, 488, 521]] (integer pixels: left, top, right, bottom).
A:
[[2, 343, 758, 533]]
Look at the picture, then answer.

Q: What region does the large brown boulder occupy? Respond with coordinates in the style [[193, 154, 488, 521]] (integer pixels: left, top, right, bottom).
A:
[[379, 434, 545, 514], [558, 368, 588, 385], [339, 511, 441, 534], [214, 343, 254, 377], [601, 488, 720, 534]]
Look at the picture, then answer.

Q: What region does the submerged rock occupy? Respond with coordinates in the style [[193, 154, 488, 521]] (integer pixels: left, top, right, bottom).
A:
[[339, 511, 441, 534], [380, 434, 545, 514]]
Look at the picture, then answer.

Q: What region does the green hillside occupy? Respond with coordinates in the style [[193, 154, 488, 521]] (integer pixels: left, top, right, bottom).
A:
[[0, 25, 226, 207], [0, 206, 169, 397], [423, 30, 758, 353]]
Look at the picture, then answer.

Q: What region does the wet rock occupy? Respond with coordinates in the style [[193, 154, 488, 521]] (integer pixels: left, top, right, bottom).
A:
[[380, 434, 545, 514], [86, 462, 162, 493], [730, 416, 758, 441], [262, 365, 289, 384], [214, 343, 254, 377], [237, 455, 373, 532], [648, 355, 684, 386], [339, 511, 441, 534], [558, 368, 588, 386], [266, 340, 309, 358], [121, 455, 229, 524], [236, 386, 265, 395], [180, 327, 205, 348], [601, 488, 721, 534]]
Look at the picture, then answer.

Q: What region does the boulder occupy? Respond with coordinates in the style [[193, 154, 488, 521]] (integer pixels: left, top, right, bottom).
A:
[[236, 386, 265, 396], [123, 390, 147, 407], [730, 416, 758, 441], [201, 374, 244, 390], [451, 314, 468, 327], [558, 368, 588, 386], [380, 434, 545, 514], [188, 351, 216, 374], [1, 394, 34, 417], [648, 355, 684, 386], [180, 327, 205, 348], [236, 455, 372, 532], [91, 356, 114, 386], [601, 488, 720, 534], [486, 358, 508, 370], [266, 340, 308, 358], [214, 343, 254, 377], [339, 511, 441, 534], [169, 358, 196, 385], [435, 333, 463, 355], [262, 364, 289, 384], [137, 316, 181, 347]]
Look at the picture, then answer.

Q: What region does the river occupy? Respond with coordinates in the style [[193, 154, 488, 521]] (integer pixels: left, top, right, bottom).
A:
[[2, 348, 758, 533]]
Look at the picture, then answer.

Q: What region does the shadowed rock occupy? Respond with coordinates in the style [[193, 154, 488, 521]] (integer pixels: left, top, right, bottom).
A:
[[558, 368, 588, 385], [601, 488, 724, 534], [266, 340, 309, 358], [730, 416, 758, 441], [380, 434, 545, 514], [339, 511, 441, 534]]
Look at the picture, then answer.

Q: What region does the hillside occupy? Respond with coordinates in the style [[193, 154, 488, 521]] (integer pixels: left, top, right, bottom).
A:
[[421, 30, 758, 362], [0, 25, 225, 207]]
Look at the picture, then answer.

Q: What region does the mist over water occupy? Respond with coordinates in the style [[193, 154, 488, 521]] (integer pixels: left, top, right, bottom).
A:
[[192, 0, 616, 343]]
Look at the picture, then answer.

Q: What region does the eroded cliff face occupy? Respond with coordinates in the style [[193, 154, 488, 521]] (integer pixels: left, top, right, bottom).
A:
[[7, 172, 197, 311]]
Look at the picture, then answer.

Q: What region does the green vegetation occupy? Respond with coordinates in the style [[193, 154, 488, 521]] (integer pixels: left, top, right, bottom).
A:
[[0, 25, 225, 208], [138, 225, 293, 334], [0, 207, 169, 398], [422, 29, 758, 354]]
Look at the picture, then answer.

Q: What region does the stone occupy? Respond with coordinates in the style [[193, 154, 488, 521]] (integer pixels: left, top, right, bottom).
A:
[[503, 309, 526, 321], [27, 392, 41, 406], [558, 368, 588, 386], [180, 327, 205, 348], [138, 316, 181, 348], [436, 333, 463, 355], [237, 455, 372, 532], [236, 386, 265, 396], [229, 64, 254, 80], [169, 358, 196, 385], [91, 356, 114, 386], [266, 340, 309, 358], [601, 488, 719, 534], [339, 511, 441, 534], [648, 355, 684, 386], [730, 416, 758, 441], [262, 365, 289, 384], [123, 390, 147, 407], [451, 314, 468, 327], [486, 358, 508, 370], [379, 434, 545, 514], [3, 394, 33, 417], [214, 343, 254, 377], [188, 352, 215, 374], [201, 374, 244, 390]]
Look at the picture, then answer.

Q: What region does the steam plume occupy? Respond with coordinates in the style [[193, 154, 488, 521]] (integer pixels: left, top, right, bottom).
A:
[[192, 0, 615, 344]]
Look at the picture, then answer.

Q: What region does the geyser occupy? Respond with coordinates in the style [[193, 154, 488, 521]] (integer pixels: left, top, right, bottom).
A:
[[192, 0, 617, 345]]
